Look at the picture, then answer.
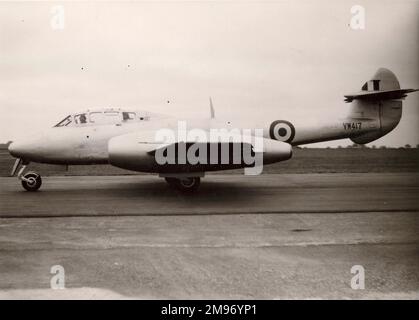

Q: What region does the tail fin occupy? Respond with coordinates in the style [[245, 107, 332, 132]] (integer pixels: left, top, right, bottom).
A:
[[347, 68, 418, 144]]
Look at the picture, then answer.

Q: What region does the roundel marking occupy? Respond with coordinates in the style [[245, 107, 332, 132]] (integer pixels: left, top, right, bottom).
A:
[[269, 120, 296, 143]]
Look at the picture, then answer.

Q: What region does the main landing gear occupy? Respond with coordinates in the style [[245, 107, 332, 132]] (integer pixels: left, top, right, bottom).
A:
[[10, 158, 42, 192], [162, 175, 202, 192]]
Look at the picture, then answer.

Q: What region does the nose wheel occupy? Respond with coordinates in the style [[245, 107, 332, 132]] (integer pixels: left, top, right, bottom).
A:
[[10, 159, 42, 192], [21, 172, 42, 192]]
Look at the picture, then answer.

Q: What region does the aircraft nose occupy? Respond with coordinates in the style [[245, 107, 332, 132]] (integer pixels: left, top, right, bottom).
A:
[[7, 142, 13, 153], [8, 141, 24, 158], [8, 139, 37, 159]]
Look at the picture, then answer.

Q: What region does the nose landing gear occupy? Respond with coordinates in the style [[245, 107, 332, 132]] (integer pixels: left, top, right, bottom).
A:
[[10, 158, 42, 192]]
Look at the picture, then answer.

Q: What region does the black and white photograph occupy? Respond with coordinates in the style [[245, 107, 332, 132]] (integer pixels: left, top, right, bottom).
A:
[[0, 0, 418, 306]]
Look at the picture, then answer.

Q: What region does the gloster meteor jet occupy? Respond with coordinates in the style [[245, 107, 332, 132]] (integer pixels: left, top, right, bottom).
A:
[[8, 68, 418, 192]]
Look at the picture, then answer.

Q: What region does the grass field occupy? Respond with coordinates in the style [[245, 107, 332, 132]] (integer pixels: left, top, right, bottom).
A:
[[1, 147, 418, 176]]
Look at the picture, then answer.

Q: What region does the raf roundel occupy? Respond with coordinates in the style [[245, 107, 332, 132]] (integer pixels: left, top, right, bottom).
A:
[[269, 120, 296, 143]]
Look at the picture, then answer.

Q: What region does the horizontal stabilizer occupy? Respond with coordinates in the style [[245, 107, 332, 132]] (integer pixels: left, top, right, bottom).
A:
[[344, 88, 419, 103]]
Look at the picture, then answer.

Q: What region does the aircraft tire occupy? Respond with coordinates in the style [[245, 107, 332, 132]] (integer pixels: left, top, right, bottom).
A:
[[177, 177, 200, 192], [21, 172, 42, 192], [165, 177, 200, 192]]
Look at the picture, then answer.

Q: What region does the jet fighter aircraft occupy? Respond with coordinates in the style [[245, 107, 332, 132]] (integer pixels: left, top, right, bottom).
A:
[[8, 68, 418, 192]]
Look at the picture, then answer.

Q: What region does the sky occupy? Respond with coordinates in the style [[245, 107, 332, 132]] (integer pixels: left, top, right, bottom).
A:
[[0, 0, 418, 147]]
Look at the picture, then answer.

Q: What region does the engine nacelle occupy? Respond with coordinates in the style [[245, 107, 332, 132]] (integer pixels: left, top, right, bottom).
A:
[[108, 131, 292, 173], [108, 132, 160, 172], [262, 138, 293, 164]]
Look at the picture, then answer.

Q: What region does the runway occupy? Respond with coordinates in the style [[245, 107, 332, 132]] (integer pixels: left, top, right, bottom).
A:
[[0, 173, 418, 299], [1, 173, 419, 217]]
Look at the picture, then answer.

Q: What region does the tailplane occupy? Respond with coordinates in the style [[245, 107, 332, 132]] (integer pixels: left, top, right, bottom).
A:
[[344, 68, 418, 103]]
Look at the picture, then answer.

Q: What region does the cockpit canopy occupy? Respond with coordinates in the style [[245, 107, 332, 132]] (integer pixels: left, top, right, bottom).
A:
[[54, 108, 150, 127]]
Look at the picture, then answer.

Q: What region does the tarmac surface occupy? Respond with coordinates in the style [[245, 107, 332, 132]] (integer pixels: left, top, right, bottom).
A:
[[0, 173, 418, 299]]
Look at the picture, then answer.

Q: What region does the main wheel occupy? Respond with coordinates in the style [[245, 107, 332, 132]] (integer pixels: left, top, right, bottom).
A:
[[165, 177, 201, 192], [21, 172, 42, 192], [178, 177, 200, 192]]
